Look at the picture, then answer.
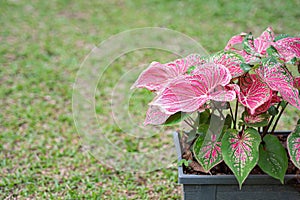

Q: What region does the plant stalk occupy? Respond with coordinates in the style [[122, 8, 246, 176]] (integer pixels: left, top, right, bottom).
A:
[[234, 99, 238, 129], [184, 119, 195, 130], [229, 104, 236, 129], [261, 102, 287, 137], [270, 102, 289, 133]]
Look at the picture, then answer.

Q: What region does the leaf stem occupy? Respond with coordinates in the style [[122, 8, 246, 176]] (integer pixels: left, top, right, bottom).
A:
[[261, 102, 285, 137], [271, 102, 288, 133], [234, 99, 238, 129], [184, 119, 195, 130], [187, 116, 196, 124], [229, 103, 236, 129]]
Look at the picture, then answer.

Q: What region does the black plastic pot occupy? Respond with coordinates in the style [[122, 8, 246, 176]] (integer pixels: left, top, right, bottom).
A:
[[173, 132, 300, 200]]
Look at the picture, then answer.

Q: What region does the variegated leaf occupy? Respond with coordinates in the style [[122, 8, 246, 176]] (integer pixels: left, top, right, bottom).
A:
[[150, 63, 235, 114], [287, 120, 300, 169], [253, 27, 274, 55], [242, 111, 270, 127], [210, 51, 245, 78], [243, 32, 256, 54], [256, 63, 300, 110], [144, 105, 171, 125], [221, 128, 261, 189], [237, 74, 272, 115], [193, 132, 223, 172], [273, 37, 300, 62], [258, 134, 288, 184], [224, 34, 245, 51], [131, 54, 205, 91]]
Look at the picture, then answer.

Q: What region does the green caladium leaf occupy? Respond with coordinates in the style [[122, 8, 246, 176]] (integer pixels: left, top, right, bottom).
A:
[[242, 112, 270, 127], [163, 112, 189, 126], [240, 63, 252, 72], [268, 105, 279, 116], [193, 131, 223, 173], [287, 119, 300, 169], [198, 109, 210, 125], [258, 134, 288, 184], [221, 128, 261, 189]]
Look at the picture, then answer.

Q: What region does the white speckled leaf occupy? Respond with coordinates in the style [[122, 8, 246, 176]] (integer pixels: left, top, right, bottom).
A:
[[221, 128, 261, 189], [287, 120, 300, 170]]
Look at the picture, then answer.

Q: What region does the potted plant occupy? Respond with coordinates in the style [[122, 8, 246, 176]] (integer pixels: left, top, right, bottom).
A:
[[132, 27, 300, 199]]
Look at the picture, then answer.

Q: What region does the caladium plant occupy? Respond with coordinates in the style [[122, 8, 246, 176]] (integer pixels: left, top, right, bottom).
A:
[[132, 27, 300, 188]]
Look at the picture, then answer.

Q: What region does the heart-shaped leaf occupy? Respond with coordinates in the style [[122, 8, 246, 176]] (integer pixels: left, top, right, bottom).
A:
[[237, 74, 272, 115], [132, 54, 205, 91], [222, 128, 261, 189], [253, 27, 274, 55], [211, 51, 245, 78], [287, 120, 300, 169], [193, 131, 223, 173], [258, 134, 288, 184], [273, 37, 300, 62], [151, 63, 235, 114], [256, 63, 300, 110]]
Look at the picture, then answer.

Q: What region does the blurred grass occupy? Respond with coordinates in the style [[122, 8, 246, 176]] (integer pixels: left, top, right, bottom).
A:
[[0, 0, 300, 199]]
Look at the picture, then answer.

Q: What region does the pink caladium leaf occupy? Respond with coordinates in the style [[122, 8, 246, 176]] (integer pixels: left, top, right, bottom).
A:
[[221, 128, 261, 189], [131, 54, 205, 91], [237, 74, 272, 115], [273, 37, 300, 62], [248, 91, 281, 115], [193, 132, 223, 173], [241, 27, 274, 56], [287, 120, 300, 169], [226, 27, 274, 56], [210, 51, 245, 78], [144, 105, 171, 125], [224, 34, 245, 51], [150, 63, 235, 114], [224, 34, 261, 64], [256, 63, 300, 110], [253, 27, 275, 55]]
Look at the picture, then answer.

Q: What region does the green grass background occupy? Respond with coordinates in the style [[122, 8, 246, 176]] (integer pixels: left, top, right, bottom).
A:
[[1, 0, 300, 199]]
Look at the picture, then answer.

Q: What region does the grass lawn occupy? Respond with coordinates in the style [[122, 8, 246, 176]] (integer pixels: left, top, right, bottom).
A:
[[1, 0, 300, 199]]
